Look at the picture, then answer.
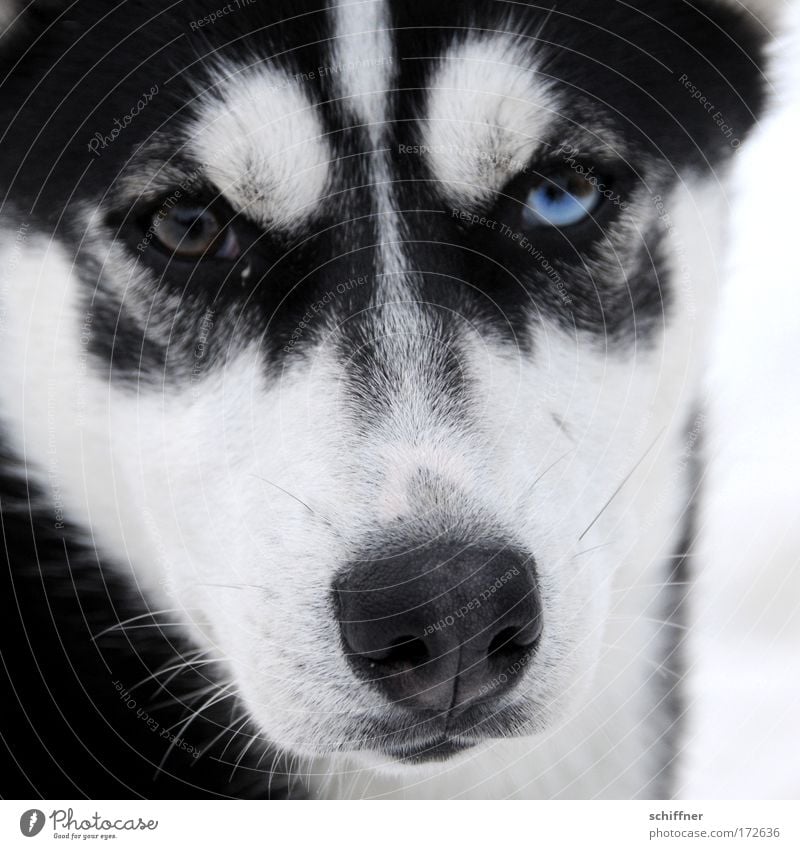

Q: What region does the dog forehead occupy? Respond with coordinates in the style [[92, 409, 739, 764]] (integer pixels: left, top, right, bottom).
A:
[[187, 2, 395, 228], [188, 2, 558, 228]]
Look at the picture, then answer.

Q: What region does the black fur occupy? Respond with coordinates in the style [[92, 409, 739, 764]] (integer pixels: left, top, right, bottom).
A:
[[0, 443, 296, 798]]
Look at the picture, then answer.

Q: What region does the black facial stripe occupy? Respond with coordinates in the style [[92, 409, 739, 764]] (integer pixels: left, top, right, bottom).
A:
[[336, 296, 472, 423]]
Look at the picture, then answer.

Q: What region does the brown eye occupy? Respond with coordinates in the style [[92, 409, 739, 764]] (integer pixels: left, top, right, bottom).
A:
[[153, 203, 239, 259]]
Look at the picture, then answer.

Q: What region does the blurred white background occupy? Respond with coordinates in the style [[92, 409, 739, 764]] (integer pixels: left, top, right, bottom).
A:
[[680, 0, 800, 799]]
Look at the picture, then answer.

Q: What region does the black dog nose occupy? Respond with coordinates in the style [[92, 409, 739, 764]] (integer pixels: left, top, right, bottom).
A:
[[334, 542, 542, 713]]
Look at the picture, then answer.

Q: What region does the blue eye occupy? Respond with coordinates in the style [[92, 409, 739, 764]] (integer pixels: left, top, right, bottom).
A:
[[522, 172, 602, 228]]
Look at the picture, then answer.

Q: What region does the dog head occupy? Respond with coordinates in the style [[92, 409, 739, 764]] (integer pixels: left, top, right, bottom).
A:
[[0, 0, 769, 766]]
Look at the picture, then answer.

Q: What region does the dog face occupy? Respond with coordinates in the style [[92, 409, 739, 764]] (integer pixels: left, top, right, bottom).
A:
[[0, 0, 764, 766]]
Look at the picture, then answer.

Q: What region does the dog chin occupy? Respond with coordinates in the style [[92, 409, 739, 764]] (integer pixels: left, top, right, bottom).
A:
[[322, 737, 493, 777]]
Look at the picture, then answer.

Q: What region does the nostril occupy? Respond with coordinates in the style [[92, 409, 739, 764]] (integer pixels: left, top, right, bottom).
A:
[[486, 628, 526, 658], [383, 636, 430, 668], [487, 619, 543, 661], [360, 635, 430, 669], [487, 626, 524, 659]]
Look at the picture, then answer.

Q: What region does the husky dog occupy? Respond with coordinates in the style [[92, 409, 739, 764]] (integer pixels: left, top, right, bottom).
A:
[[0, 0, 774, 799]]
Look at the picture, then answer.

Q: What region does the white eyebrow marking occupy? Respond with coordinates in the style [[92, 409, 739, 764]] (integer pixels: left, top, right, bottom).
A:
[[423, 34, 558, 204], [189, 64, 331, 228]]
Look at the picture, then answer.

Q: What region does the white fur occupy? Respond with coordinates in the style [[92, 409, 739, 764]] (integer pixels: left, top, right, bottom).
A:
[[190, 64, 331, 229], [423, 35, 558, 204], [330, 0, 395, 144]]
